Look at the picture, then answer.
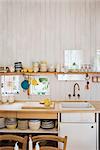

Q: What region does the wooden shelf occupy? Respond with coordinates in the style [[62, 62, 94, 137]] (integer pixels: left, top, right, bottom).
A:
[[24, 72, 56, 75], [0, 71, 100, 76], [0, 72, 23, 75], [56, 72, 100, 75], [0, 72, 55, 76], [0, 128, 58, 134]]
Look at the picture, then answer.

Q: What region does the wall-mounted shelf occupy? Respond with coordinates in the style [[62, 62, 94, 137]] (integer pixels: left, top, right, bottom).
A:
[[0, 72, 23, 76], [56, 72, 100, 75], [0, 71, 100, 76], [0, 72, 55, 76]]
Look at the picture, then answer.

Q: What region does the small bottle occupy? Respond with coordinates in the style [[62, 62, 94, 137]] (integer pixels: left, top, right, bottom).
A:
[[35, 142, 40, 150], [29, 137, 33, 150], [14, 142, 19, 150]]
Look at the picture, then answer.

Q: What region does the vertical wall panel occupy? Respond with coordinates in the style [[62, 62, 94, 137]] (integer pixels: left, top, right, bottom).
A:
[[90, 0, 96, 64], [0, 0, 100, 100], [96, 0, 100, 49], [0, 0, 98, 65]]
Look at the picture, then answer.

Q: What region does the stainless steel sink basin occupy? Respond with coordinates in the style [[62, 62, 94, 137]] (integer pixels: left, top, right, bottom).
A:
[[61, 101, 95, 110]]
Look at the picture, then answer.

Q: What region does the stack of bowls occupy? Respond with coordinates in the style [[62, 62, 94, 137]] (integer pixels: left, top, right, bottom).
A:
[[6, 118, 17, 129], [18, 120, 28, 130], [14, 62, 22, 72], [29, 120, 40, 130], [0, 117, 5, 129], [41, 120, 55, 129]]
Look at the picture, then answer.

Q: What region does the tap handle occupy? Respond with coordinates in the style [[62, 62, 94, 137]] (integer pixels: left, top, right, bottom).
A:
[[68, 94, 71, 99], [73, 94, 75, 97], [77, 94, 80, 99]]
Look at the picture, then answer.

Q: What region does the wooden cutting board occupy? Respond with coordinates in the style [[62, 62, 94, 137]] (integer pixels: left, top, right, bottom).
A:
[[21, 102, 55, 109]]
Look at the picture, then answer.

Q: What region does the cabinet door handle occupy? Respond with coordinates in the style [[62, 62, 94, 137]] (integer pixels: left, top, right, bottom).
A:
[[91, 126, 94, 128]]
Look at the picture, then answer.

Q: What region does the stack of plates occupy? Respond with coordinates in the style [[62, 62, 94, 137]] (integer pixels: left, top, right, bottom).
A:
[[29, 120, 40, 130], [14, 62, 22, 72], [41, 120, 54, 129], [6, 118, 17, 129], [18, 120, 28, 130], [0, 117, 5, 128]]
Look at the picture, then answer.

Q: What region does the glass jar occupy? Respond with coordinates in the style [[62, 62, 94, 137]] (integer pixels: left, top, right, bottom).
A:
[[55, 64, 61, 72], [40, 61, 48, 72], [48, 64, 55, 72], [32, 62, 39, 72]]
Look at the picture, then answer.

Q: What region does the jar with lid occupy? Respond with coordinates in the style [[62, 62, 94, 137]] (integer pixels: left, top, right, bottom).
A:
[[55, 64, 61, 72], [40, 61, 48, 72], [48, 64, 55, 72], [32, 62, 39, 72], [61, 65, 65, 72]]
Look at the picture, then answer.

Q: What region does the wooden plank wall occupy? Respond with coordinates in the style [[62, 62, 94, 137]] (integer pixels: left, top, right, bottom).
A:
[[0, 0, 99, 101], [0, 0, 99, 66]]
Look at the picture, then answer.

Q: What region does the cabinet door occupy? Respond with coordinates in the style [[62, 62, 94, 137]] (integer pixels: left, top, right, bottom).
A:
[[59, 123, 96, 150]]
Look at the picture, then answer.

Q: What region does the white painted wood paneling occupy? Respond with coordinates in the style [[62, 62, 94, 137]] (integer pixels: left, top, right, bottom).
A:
[[0, 0, 99, 100], [0, 0, 98, 65]]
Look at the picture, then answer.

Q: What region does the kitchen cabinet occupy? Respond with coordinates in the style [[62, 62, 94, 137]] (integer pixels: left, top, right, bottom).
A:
[[59, 122, 96, 150], [59, 113, 97, 150]]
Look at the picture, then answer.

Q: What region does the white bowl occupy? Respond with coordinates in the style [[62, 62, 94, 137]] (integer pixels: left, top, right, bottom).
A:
[[29, 121, 40, 130], [6, 124, 17, 129]]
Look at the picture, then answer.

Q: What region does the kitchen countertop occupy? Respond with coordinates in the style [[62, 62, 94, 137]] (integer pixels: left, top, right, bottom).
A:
[[0, 100, 100, 113]]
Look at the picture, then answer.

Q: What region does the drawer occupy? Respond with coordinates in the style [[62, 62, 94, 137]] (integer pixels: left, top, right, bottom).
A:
[[61, 113, 95, 123], [17, 112, 57, 119], [0, 111, 17, 118]]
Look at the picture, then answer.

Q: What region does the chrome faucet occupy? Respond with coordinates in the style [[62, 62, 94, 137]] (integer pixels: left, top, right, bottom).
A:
[[73, 83, 80, 97]]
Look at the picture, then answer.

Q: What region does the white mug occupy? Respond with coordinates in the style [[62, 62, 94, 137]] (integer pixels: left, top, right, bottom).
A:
[[1, 96, 8, 103], [8, 95, 15, 103]]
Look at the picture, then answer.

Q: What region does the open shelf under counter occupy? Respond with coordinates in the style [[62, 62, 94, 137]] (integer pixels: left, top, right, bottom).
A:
[[0, 128, 58, 134]]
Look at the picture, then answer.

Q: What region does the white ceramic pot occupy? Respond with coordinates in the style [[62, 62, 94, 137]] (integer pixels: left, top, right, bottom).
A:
[[1, 96, 8, 103], [8, 95, 15, 103]]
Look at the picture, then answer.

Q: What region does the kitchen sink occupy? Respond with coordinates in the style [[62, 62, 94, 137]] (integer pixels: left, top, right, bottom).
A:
[[61, 101, 95, 110]]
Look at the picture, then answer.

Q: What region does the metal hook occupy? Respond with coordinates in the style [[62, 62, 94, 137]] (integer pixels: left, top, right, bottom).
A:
[[85, 73, 90, 80]]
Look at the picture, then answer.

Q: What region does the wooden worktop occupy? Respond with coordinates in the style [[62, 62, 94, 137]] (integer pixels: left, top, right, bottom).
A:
[[0, 100, 100, 113]]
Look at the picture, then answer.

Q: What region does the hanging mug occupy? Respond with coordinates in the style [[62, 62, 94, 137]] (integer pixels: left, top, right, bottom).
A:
[[21, 80, 30, 90]]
